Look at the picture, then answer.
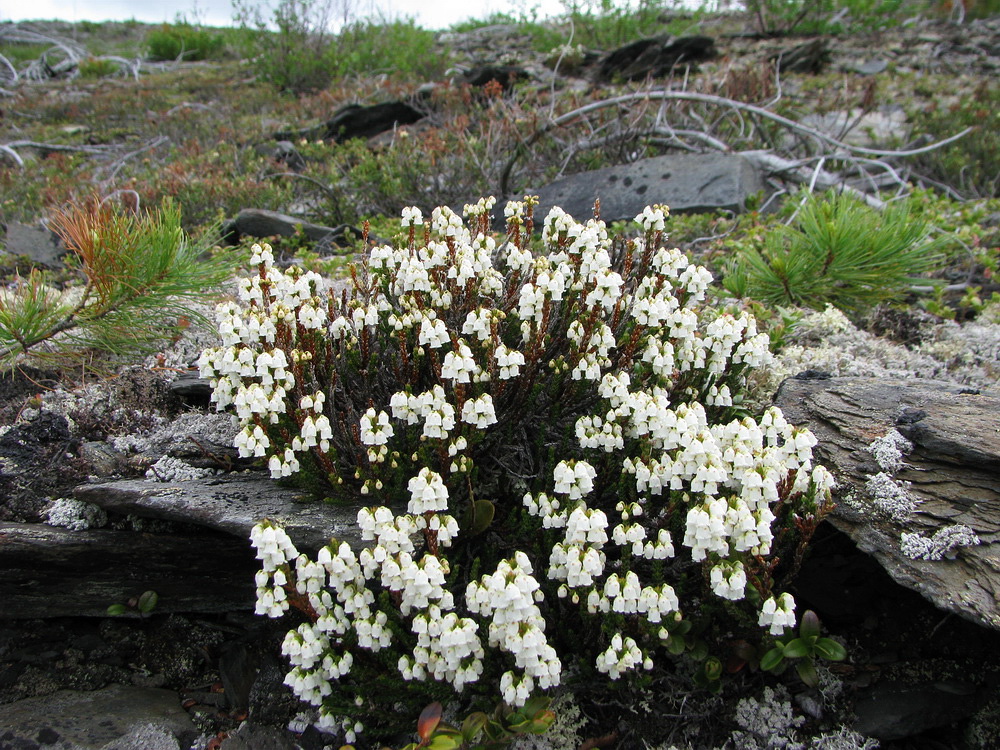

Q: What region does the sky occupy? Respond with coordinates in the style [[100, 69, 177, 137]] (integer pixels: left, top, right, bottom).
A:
[[0, 0, 570, 31]]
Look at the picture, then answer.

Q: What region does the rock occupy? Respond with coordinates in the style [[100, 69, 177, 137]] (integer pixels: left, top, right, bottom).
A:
[[101, 722, 181, 750], [221, 208, 358, 249], [219, 722, 300, 750], [0, 684, 197, 749], [770, 38, 831, 74], [528, 153, 763, 225], [322, 99, 427, 142], [852, 680, 982, 741], [773, 376, 1000, 631], [167, 370, 213, 407], [597, 35, 716, 81], [0, 411, 79, 523], [847, 59, 889, 75], [74, 472, 367, 552], [257, 140, 306, 172], [2, 221, 66, 268], [0, 522, 258, 618]]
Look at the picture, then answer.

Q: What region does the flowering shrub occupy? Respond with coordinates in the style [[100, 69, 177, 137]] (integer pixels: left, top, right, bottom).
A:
[[199, 198, 835, 740]]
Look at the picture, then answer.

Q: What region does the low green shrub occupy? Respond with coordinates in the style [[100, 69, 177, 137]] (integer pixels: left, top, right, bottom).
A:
[[77, 56, 120, 79], [199, 199, 834, 743], [909, 81, 1000, 199], [146, 23, 226, 62], [723, 191, 943, 312]]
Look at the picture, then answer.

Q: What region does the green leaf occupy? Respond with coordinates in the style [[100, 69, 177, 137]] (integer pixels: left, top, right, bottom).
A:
[[689, 641, 708, 661], [461, 499, 495, 536], [667, 636, 686, 655], [520, 695, 550, 717], [814, 637, 847, 662], [799, 610, 821, 640], [426, 735, 460, 750], [760, 647, 785, 672], [782, 638, 811, 659], [703, 656, 723, 681], [106, 604, 127, 616], [796, 658, 819, 687], [461, 712, 489, 743], [137, 590, 158, 614]]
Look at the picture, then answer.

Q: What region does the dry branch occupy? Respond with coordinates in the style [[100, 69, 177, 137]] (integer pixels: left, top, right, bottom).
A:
[[499, 89, 974, 202]]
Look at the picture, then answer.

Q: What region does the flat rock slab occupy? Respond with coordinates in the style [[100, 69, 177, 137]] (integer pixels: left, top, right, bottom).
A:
[[221, 208, 357, 248], [2, 221, 66, 268], [530, 153, 762, 225], [0, 523, 257, 618], [74, 473, 366, 553], [774, 376, 1000, 631], [0, 684, 197, 749]]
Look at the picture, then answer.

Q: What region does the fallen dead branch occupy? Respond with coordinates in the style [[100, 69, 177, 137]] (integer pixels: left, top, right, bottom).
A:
[[499, 88, 974, 204]]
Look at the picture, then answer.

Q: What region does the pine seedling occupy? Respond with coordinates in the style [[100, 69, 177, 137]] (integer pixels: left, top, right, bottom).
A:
[[0, 197, 236, 368], [725, 191, 943, 312]]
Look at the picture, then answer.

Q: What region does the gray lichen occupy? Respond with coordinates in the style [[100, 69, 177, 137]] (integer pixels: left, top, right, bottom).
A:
[[864, 472, 918, 522], [43, 497, 108, 531], [144, 455, 217, 482], [866, 429, 913, 474], [900, 524, 981, 561]]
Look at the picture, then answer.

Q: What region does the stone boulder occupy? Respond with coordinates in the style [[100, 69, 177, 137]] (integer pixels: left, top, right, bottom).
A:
[[773, 376, 1000, 631], [0, 522, 258, 618], [74, 472, 366, 553], [0, 684, 198, 749], [2, 221, 66, 269], [528, 153, 763, 225], [597, 35, 716, 81], [275, 96, 430, 144], [221, 208, 358, 249]]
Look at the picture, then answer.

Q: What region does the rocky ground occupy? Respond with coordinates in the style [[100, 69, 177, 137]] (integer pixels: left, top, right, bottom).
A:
[[1, 11, 1000, 750]]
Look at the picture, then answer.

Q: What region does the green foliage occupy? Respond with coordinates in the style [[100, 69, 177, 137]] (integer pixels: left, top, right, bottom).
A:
[[334, 18, 442, 81], [760, 610, 847, 687], [909, 81, 1000, 199], [382, 698, 556, 750], [146, 22, 226, 62], [232, 0, 338, 93], [106, 590, 159, 617], [233, 0, 442, 93], [0, 198, 236, 369], [745, 0, 911, 34], [77, 56, 120, 78], [559, 0, 692, 49], [723, 191, 943, 312]]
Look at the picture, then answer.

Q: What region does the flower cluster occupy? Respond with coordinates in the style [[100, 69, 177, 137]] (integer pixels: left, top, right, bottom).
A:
[[207, 199, 835, 738]]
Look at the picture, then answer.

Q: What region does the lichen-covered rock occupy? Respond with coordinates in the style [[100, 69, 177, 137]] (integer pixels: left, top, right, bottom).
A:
[[774, 376, 1000, 631]]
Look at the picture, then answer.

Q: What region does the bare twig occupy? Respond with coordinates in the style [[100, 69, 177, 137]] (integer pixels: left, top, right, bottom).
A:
[[499, 89, 973, 197], [0, 144, 25, 169]]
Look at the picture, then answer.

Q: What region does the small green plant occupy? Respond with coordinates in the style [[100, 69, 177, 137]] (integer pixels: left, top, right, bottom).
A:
[[723, 191, 943, 313], [107, 590, 159, 617], [0, 197, 236, 368], [760, 610, 847, 687], [378, 699, 555, 750], [77, 56, 121, 79], [233, 0, 341, 93], [909, 81, 1000, 199], [146, 22, 226, 62], [745, 0, 908, 34]]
